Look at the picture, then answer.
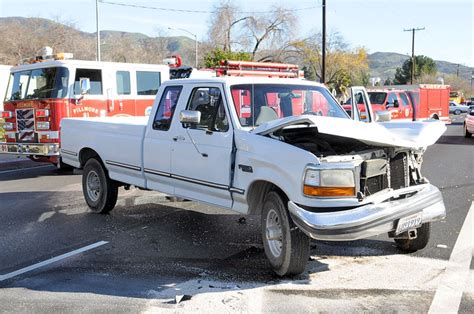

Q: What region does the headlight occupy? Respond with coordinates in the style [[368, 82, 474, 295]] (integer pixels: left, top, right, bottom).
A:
[[36, 122, 50, 130], [303, 168, 355, 197], [2, 122, 14, 131]]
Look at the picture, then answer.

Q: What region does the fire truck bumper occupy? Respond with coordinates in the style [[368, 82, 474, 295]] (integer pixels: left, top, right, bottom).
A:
[[0, 143, 60, 156]]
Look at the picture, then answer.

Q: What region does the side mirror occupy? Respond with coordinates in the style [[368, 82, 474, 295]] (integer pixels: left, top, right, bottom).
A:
[[79, 77, 91, 95], [375, 110, 392, 122], [393, 100, 399, 108], [179, 110, 201, 127]]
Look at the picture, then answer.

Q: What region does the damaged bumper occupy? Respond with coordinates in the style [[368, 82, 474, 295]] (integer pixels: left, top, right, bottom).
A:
[[288, 184, 446, 241]]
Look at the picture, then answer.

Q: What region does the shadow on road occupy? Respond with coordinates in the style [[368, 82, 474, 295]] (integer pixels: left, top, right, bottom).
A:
[[0, 190, 414, 301]]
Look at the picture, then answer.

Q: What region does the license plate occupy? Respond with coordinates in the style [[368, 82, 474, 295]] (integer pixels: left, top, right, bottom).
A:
[[0, 144, 7, 153], [395, 212, 423, 235]]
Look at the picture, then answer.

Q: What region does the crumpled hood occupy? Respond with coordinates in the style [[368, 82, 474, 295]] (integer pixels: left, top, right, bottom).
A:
[[252, 115, 446, 148]]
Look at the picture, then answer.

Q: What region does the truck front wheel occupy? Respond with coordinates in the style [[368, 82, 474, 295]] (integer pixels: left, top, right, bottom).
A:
[[395, 222, 431, 253], [261, 191, 310, 276], [82, 158, 118, 214]]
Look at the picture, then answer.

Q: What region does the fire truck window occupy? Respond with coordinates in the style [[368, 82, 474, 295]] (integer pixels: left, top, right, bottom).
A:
[[116, 71, 131, 95], [74, 69, 102, 95], [152, 86, 182, 131], [9, 67, 69, 100], [399, 93, 410, 107], [387, 93, 398, 106], [186, 87, 228, 132], [9, 71, 30, 100], [137, 71, 161, 95]]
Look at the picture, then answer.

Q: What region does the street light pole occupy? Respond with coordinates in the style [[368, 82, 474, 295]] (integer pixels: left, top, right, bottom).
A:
[[403, 27, 425, 84], [321, 0, 326, 84], [168, 27, 198, 68], [96, 0, 101, 61]]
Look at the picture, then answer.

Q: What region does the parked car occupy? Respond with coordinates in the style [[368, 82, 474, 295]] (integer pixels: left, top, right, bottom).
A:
[[464, 111, 474, 138], [449, 101, 469, 115]]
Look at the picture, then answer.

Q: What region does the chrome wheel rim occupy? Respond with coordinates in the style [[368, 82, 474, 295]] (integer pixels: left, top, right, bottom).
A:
[[266, 209, 283, 258], [86, 170, 101, 202]]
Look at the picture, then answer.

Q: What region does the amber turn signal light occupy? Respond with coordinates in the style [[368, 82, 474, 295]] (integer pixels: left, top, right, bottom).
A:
[[303, 185, 355, 197]]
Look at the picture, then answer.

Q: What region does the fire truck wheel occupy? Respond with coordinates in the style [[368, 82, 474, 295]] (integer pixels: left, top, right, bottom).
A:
[[82, 158, 118, 214], [261, 191, 310, 276], [395, 222, 431, 253], [465, 123, 472, 138]]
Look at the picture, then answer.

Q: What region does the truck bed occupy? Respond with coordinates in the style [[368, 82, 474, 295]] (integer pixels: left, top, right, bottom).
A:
[[61, 116, 148, 187]]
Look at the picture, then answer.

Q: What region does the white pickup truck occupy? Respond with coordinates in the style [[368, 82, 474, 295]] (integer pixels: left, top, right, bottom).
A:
[[61, 77, 447, 276]]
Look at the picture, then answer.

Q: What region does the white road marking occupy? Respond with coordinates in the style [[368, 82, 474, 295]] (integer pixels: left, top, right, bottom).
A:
[[0, 241, 108, 282], [429, 202, 474, 313], [0, 165, 53, 174]]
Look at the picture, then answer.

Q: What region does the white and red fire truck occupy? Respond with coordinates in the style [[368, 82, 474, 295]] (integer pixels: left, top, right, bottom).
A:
[[0, 49, 169, 166]]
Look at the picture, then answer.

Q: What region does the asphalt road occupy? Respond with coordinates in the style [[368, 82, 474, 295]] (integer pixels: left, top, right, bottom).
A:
[[0, 122, 472, 313]]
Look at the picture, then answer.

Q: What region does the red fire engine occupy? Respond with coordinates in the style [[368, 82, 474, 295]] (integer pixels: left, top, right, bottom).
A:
[[367, 84, 450, 123], [0, 48, 170, 166]]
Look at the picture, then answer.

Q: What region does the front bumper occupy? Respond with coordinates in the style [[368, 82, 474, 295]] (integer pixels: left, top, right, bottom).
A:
[[0, 142, 60, 156], [288, 184, 446, 241]]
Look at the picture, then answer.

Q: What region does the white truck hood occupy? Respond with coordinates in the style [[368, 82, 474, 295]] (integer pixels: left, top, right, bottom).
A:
[[252, 116, 446, 148]]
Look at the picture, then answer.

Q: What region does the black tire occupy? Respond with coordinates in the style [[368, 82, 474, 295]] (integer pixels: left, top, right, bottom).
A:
[[82, 158, 118, 214], [465, 123, 472, 138], [395, 222, 431, 253], [454, 109, 461, 115], [261, 191, 310, 276]]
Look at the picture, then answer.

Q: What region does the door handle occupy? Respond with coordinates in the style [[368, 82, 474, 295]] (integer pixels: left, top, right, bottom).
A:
[[172, 135, 185, 141]]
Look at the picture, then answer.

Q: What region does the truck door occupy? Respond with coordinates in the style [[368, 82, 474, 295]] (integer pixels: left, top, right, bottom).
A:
[[350, 86, 373, 122], [170, 84, 233, 208], [143, 85, 184, 194], [110, 70, 136, 117], [398, 92, 413, 120], [386, 92, 401, 119]]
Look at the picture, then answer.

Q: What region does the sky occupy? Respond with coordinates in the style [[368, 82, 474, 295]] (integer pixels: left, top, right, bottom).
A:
[[0, 0, 473, 66]]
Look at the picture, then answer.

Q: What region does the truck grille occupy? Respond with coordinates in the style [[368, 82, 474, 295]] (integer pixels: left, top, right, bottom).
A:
[[390, 153, 408, 189], [16, 109, 35, 142], [360, 153, 408, 196]]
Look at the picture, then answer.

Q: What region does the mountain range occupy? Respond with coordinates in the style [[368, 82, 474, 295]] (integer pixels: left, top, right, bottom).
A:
[[0, 17, 472, 82]]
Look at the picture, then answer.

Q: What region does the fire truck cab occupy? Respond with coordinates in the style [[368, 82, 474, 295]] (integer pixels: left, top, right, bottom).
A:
[[0, 50, 169, 165]]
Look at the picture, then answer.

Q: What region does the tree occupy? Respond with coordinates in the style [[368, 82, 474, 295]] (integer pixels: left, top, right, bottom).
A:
[[394, 55, 437, 84], [291, 32, 369, 94], [207, 2, 297, 61], [204, 48, 251, 67]]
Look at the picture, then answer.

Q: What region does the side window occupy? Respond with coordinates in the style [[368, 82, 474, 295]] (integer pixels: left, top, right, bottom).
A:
[[186, 87, 229, 132], [137, 71, 161, 95], [152, 86, 182, 131], [116, 71, 131, 95], [9, 71, 30, 100], [399, 93, 410, 107], [74, 69, 102, 95], [387, 93, 398, 105]]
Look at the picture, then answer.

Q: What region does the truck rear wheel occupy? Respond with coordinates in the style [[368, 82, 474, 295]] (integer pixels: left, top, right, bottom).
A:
[[82, 158, 118, 214], [261, 191, 310, 276], [395, 222, 431, 253]]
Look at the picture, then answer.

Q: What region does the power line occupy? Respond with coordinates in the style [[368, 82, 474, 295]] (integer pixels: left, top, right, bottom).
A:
[[98, 0, 320, 14]]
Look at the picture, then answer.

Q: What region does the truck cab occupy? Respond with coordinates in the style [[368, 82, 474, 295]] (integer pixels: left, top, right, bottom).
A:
[[368, 89, 413, 121]]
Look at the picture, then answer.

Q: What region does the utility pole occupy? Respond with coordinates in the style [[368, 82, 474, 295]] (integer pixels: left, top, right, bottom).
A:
[[456, 64, 460, 78], [321, 0, 326, 84], [403, 27, 425, 84], [96, 0, 101, 61]]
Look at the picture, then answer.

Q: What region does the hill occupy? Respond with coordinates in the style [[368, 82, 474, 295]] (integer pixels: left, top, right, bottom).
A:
[[368, 51, 473, 81]]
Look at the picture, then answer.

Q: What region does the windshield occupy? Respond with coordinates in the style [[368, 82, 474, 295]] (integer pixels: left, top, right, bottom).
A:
[[368, 92, 387, 105], [7, 67, 69, 101], [230, 84, 348, 127]]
